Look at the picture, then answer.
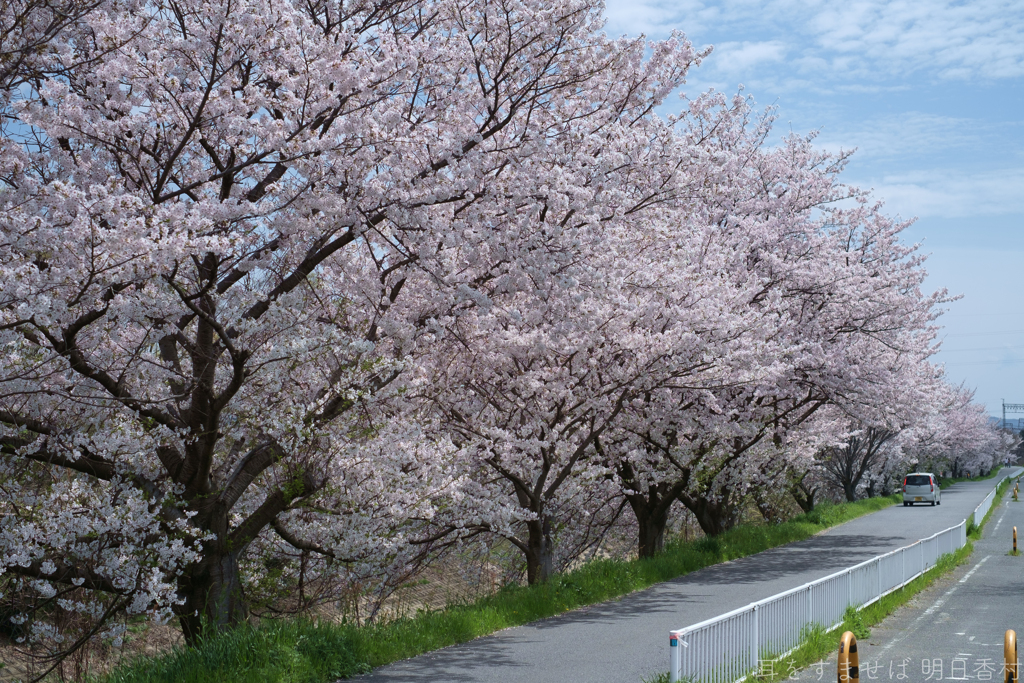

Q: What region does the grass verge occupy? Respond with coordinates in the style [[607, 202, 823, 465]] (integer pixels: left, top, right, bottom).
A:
[[96, 496, 900, 683]]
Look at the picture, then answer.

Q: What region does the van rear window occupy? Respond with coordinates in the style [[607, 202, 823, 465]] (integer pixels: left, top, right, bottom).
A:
[[906, 475, 931, 486]]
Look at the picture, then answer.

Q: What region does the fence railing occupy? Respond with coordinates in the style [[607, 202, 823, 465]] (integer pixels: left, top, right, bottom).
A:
[[973, 481, 1002, 528], [669, 470, 1020, 683]]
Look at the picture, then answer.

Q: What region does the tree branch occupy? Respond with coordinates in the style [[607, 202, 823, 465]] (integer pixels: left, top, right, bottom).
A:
[[227, 470, 322, 551]]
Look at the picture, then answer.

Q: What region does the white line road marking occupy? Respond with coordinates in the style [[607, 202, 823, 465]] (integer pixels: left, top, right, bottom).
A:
[[878, 556, 990, 654], [959, 556, 990, 583], [995, 510, 1007, 532]]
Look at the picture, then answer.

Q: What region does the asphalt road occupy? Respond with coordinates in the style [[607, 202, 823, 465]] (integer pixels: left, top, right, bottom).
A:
[[792, 479, 1024, 683], [358, 471, 1019, 683]]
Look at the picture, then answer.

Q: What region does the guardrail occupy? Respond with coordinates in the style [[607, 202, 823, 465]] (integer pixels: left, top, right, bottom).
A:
[[669, 470, 1021, 683]]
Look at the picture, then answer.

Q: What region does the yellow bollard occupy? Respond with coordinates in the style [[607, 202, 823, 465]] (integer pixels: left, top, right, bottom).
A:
[[1006, 630, 1018, 683], [838, 631, 859, 683], [1015, 527, 1019, 554]]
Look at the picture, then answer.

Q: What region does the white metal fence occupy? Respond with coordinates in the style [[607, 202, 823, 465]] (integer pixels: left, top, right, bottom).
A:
[[972, 480, 1003, 528], [669, 471, 1021, 683]]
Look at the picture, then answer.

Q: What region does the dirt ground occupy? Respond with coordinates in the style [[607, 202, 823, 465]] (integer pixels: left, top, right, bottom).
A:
[[0, 620, 184, 683]]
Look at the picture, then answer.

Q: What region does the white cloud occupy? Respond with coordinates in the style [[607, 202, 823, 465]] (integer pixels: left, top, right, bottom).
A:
[[602, 0, 712, 39], [864, 168, 1024, 219], [813, 113, 983, 161], [603, 0, 1024, 83], [803, 0, 1024, 81], [710, 40, 787, 76]]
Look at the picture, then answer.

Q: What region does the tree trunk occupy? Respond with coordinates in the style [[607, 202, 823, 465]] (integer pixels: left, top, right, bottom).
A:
[[626, 494, 671, 558], [637, 514, 668, 557], [842, 478, 858, 502], [616, 460, 687, 559], [679, 493, 739, 537], [176, 550, 248, 645], [524, 517, 554, 585], [790, 476, 817, 513]]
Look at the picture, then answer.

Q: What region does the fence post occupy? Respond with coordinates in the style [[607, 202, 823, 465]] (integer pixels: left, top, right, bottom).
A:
[[670, 631, 681, 683], [752, 605, 760, 675]]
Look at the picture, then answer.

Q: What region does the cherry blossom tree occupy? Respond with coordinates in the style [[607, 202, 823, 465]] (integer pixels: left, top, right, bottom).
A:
[[423, 90, 948, 564], [819, 419, 902, 501], [901, 384, 1008, 480], [0, 0, 701, 655], [813, 380, 1012, 501], [601, 95, 944, 548], [0, 0, 970, 668], [412, 156, 737, 582], [0, 0, 105, 89]]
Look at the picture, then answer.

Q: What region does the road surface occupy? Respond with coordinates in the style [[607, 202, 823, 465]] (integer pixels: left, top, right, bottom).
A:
[[792, 480, 1024, 683], [359, 471, 1016, 683]]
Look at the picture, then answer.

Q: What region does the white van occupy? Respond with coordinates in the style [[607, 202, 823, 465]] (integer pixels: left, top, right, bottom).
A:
[[903, 472, 940, 506]]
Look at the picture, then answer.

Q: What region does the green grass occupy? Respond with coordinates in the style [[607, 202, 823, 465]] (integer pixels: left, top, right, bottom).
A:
[[95, 495, 899, 683], [99, 620, 369, 683]]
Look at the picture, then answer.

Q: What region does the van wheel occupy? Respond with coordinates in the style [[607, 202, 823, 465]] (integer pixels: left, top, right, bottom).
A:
[[931, 501, 936, 506], [904, 502, 910, 507]]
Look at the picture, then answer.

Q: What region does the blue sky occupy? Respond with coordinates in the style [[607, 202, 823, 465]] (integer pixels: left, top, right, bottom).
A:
[[602, 0, 1024, 418]]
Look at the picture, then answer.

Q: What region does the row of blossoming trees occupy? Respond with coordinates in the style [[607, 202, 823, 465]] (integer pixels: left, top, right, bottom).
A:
[[0, 0, 1012, 665]]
